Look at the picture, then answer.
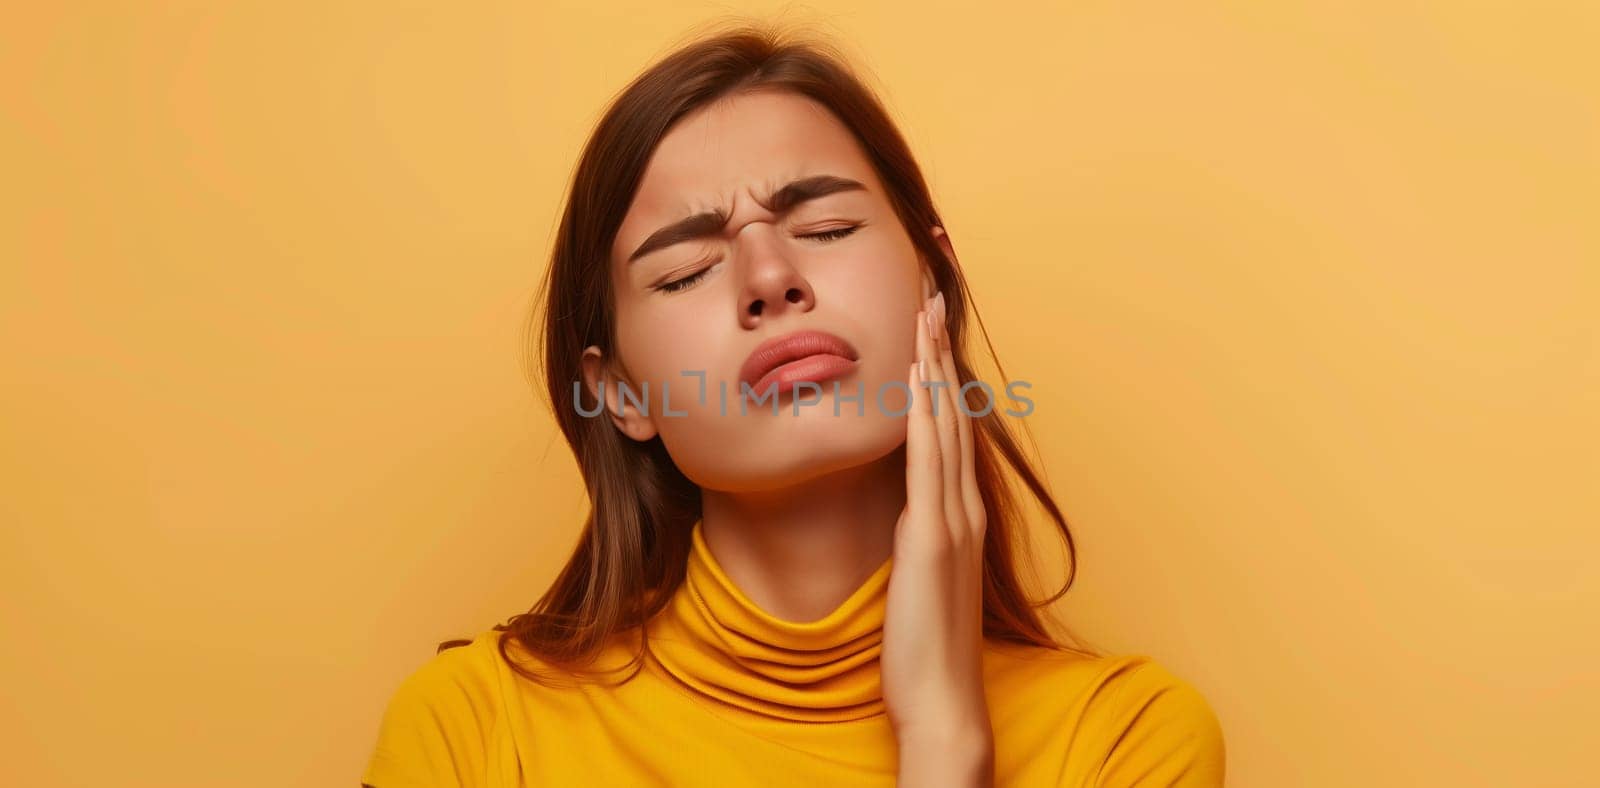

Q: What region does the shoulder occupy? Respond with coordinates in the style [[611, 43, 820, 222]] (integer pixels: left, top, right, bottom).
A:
[[362, 630, 507, 788], [1079, 655, 1226, 787], [387, 629, 505, 720], [986, 646, 1227, 786]]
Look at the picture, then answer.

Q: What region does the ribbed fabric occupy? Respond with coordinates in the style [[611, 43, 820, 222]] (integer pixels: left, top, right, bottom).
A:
[[361, 520, 1228, 787], [644, 520, 894, 723]]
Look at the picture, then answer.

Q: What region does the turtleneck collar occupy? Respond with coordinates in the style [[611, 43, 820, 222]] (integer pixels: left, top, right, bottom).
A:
[[644, 519, 896, 723]]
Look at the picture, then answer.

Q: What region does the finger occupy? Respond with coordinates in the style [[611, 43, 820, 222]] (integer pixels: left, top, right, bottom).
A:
[[940, 363, 979, 541], [925, 306, 964, 540], [940, 336, 984, 538], [905, 312, 941, 535]]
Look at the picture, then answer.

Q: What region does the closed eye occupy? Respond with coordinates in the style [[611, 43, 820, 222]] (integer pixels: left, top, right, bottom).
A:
[[652, 224, 862, 294], [655, 266, 714, 293], [799, 224, 861, 242]]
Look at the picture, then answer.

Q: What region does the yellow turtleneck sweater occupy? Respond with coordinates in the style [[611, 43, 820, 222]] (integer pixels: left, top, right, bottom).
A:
[[362, 522, 1225, 786]]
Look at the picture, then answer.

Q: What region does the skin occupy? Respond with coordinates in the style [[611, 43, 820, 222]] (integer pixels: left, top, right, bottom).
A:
[[580, 89, 992, 784]]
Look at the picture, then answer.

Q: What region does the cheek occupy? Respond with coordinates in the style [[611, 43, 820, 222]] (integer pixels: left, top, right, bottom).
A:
[[825, 237, 924, 352], [822, 230, 925, 319], [619, 318, 697, 388], [615, 301, 740, 416]]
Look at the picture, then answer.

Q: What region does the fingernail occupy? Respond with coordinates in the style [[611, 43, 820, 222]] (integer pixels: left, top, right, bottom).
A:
[[918, 358, 927, 381], [925, 307, 938, 343], [932, 290, 947, 333]]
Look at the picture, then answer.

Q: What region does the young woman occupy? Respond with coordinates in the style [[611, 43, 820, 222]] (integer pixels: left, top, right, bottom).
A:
[[363, 23, 1225, 788]]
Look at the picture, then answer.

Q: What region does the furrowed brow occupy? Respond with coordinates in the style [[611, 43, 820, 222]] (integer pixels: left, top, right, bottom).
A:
[[628, 174, 866, 264]]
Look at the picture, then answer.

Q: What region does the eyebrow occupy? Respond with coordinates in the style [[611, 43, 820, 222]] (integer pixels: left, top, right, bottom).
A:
[[627, 174, 867, 264]]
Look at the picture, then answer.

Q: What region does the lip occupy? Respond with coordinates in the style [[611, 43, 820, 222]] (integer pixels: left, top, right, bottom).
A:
[[738, 329, 861, 397]]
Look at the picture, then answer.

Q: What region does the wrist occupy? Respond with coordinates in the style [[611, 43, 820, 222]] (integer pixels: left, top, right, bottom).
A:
[[896, 722, 995, 786], [896, 720, 993, 750], [892, 701, 994, 750]]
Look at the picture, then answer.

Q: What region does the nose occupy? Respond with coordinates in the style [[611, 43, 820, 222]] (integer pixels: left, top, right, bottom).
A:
[[735, 223, 815, 329]]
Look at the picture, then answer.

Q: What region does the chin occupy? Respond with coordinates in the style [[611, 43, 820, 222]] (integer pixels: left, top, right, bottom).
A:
[[683, 418, 903, 493]]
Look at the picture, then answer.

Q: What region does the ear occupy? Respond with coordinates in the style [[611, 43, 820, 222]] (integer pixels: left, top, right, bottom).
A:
[[931, 225, 957, 268], [580, 346, 659, 443], [921, 225, 958, 299]]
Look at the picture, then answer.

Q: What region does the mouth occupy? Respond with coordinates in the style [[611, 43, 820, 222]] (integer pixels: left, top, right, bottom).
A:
[[738, 329, 861, 398]]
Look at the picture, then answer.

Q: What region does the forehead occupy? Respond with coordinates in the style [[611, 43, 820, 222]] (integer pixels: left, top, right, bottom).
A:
[[614, 91, 879, 255]]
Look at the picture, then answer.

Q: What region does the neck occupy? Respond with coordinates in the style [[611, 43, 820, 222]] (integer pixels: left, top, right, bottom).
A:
[[699, 445, 906, 623]]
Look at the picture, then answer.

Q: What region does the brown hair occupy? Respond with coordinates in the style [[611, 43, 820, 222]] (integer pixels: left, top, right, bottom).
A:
[[439, 19, 1101, 684]]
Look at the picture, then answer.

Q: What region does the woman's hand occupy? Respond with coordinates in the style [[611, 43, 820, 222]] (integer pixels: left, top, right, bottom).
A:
[[882, 290, 995, 787]]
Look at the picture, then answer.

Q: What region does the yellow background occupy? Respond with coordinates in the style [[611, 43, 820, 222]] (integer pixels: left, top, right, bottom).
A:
[[3, 2, 1595, 786]]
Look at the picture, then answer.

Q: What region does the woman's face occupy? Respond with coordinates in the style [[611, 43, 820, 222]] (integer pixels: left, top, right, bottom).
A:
[[585, 89, 951, 492]]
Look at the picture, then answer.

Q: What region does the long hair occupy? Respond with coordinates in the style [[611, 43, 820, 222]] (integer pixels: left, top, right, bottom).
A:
[[440, 19, 1101, 685]]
